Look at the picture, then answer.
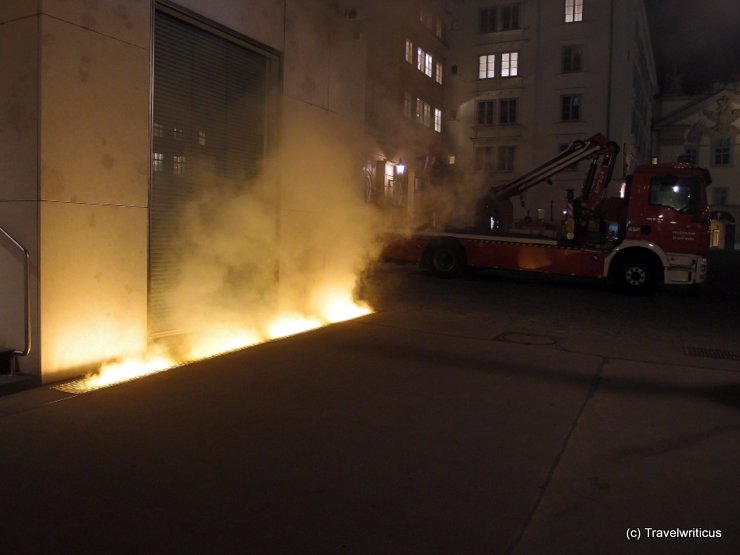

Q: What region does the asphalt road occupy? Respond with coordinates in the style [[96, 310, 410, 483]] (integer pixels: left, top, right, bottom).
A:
[[0, 251, 738, 554]]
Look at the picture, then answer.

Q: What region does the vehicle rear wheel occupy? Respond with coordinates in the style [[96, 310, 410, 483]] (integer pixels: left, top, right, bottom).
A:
[[429, 244, 466, 277], [615, 256, 657, 294]]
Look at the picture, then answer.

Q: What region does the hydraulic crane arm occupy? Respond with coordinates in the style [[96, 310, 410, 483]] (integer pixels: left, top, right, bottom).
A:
[[491, 134, 619, 202]]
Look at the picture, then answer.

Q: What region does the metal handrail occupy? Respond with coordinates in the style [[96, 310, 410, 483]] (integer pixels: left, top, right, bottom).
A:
[[0, 224, 31, 358]]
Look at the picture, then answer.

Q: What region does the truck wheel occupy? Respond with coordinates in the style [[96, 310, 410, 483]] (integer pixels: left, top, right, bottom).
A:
[[429, 244, 466, 277], [615, 256, 656, 294]]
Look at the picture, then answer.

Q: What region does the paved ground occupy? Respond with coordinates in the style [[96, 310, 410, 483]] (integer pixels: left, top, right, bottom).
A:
[[1, 252, 738, 554]]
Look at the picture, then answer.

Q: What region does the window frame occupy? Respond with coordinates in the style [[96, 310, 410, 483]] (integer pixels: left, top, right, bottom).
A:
[[479, 7, 497, 33], [562, 45, 582, 73], [560, 94, 582, 121], [498, 145, 516, 171], [501, 51, 518, 77], [477, 100, 496, 125], [478, 54, 496, 79], [564, 0, 583, 23], [475, 146, 495, 175], [499, 98, 518, 125], [405, 39, 414, 64], [713, 137, 731, 165], [500, 3, 520, 30]]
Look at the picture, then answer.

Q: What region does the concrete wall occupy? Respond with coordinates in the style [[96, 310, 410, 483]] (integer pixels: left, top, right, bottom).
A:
[[1, 7, 41, 373], [1, 0, 369, 383]]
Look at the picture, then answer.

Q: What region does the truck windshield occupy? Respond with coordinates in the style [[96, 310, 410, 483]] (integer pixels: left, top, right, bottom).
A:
[[648, 176, 703, 213]]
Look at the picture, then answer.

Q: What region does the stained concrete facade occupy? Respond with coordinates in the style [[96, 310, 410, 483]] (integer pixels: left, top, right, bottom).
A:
[[0, 0, 365, 383]]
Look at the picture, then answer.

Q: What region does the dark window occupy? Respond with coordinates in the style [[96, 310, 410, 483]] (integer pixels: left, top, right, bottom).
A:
[[498, 146, 516, 171], [477, 100, 495, 125], [475, 146, 494, 174], [501, 4, 520, 30], [499, 98, 517, 124], [562, 46, 582, 72], [480, 7, 497, 33], [649, 176, 703, 213], [712, 187, 728, 205], [561, 94, 581, 121], [682, 148, 697, 165], [714, 137, 731, 165]]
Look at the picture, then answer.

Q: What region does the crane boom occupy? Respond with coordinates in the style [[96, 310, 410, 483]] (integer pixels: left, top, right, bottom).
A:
[[492, 134, 618, 201]]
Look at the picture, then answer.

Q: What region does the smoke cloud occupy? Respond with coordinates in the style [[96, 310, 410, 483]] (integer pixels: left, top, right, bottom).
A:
[[160, 105, 383, 360]]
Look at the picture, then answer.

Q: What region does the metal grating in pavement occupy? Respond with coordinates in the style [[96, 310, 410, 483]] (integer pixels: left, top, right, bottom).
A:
[[684, 346, 740, 361]]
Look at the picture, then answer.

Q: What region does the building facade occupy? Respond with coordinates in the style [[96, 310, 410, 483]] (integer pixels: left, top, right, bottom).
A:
[[654, 84, 740, 249], [443, 0, 657, 229], [358, 0, 450, 213], [0, 0, 367, 383]]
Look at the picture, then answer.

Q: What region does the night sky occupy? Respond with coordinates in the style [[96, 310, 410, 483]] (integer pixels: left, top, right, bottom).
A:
[[645, 0, 740, 94]]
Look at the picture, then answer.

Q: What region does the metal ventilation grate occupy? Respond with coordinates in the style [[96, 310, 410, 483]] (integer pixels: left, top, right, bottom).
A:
[[684, 346, 740, 361]]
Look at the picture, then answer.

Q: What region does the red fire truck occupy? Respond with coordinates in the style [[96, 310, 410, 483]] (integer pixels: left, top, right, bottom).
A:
[[383, 134, 711, 293]]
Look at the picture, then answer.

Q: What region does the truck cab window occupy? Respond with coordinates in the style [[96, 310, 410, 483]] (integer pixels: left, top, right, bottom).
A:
[[649, 176, 702, 213]]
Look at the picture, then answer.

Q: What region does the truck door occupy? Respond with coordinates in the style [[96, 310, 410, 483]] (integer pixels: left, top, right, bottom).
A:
[[641, 174, 710, 256]]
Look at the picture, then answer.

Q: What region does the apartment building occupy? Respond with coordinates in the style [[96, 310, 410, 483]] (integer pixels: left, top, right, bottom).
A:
[[444, 0, 657, 228], [359, 0, 450, 209]]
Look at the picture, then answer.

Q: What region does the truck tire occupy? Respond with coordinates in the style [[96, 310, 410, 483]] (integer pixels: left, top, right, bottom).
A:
[[429, 244, 466, 277], [614, 256, 657, 294]]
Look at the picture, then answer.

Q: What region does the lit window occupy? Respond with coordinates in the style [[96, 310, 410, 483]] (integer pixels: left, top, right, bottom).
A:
[[198, 130, 207, 146], [478, 54, 495, 79], [434, 108, 442, 132], [435, 61, 443, 84], [499, 98, 517, 124], [714, 137, 731, 165], [405, 39, 413, 64], [423, 102, 431, 127], [417, 47, 425, 72], [153, 122, 164, 138], [501, 52, 518, 77], [173, 155, 186, 176], [561, 94, 581, 121], [565, 0, 583, 23], [479, 7, 497, 33], [173, 127, 183, 140], [152, 152, 164, 172], [498, 146, 516, 171], [425, 53, 433, 77], [562, 45, 582, 72], [501, 4, 520, 30], [416, 97, 423, 121], [477, 100, 495, 125]]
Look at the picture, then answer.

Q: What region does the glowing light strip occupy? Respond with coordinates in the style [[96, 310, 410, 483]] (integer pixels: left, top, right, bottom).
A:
[[52, 306, 372, 395]]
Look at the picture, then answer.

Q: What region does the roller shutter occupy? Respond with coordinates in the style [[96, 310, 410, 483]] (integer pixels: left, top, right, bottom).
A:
[[150, 10, 273, 336]]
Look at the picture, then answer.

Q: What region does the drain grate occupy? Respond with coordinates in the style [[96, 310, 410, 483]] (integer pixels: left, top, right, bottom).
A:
[[685, 346, 740, 361]]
